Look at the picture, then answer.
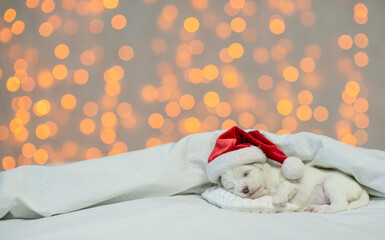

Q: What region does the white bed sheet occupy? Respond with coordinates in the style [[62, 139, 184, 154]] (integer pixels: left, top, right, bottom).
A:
[[1, 195, 384, 240]]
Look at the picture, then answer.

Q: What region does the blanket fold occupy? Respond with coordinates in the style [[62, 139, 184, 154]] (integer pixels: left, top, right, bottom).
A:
[[1, 130, 384, 219]]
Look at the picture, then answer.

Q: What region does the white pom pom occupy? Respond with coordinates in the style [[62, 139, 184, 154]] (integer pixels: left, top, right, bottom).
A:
[[282, 157, 304, 180]]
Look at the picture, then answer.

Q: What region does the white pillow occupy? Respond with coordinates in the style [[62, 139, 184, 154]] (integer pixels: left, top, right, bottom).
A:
[[201, 187, 299, 213]]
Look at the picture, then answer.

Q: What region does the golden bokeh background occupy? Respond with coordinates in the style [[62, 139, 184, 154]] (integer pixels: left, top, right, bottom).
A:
[[1, 0, 384, 171]]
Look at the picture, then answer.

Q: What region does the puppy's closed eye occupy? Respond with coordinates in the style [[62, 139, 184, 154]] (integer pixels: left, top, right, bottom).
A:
[[243, 170, 251, 177]]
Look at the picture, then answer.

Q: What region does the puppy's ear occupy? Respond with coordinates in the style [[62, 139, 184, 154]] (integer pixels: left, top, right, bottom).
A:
[[218, 176, 223, 188]]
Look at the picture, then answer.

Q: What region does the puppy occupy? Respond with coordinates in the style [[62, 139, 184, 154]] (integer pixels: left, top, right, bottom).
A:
[[219, 161, 369, 213]]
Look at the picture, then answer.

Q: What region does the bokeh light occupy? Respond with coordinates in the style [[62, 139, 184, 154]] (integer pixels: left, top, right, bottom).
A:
[[0, 0, 379, 170]]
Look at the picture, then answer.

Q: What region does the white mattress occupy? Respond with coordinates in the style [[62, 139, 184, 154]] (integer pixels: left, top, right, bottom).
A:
[[1, 195, 385, 240]]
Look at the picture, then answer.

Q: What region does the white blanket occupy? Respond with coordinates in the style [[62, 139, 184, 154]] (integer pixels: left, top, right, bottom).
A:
[[1, 130, 385, 219]]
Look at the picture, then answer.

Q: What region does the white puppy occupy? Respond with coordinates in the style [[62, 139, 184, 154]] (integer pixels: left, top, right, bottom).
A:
[[219, 161, 369, 213]]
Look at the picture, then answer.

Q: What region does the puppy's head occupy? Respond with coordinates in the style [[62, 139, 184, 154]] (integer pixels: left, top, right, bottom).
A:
[[219, 163, 266, 199]]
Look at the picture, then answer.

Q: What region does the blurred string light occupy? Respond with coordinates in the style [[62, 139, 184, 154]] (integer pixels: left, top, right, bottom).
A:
[[0, 0, 372, 171]]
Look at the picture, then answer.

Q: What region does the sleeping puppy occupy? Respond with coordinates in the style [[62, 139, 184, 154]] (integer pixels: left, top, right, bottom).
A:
[[219, 161, 369, 213]]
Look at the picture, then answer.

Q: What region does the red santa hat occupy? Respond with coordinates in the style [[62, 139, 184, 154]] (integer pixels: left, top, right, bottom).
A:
[[207, 126, 304, 184]]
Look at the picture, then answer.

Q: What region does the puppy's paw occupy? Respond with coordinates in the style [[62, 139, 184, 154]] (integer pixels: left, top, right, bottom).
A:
[[272, 194, 288, 207]]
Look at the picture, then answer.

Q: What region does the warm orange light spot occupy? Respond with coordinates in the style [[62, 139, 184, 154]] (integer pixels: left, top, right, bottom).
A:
[[297, 90, 313, 105], [142, 85, 157, 102], [242, 1, 257, 16], [36, 124, 50, 140], [101, 95, 117, 110], [216, 22, 232, 38], [33, 149, 48, 165], [224, 2, 239, 16], [338, 34, 353, 50], [89, 19, 104, 34], [300, 57, 315, 73], [222, 119, 237, 130], [301, 11, 316, 26], [355, 129, 368, 145], [219, 48, 233, 63], [146, 138, 162, 148], [39, 22, 53, 37], [354, 52, 369, 67], [100, 128, 116, 144], [253, 48, 269, 64], [313, 106, 328, 122], [204, 91, 220, 107], [14, 59, 28, 71], [0, 27, 13, 43], [231, 17, 246, 33], [73, 68, 89, 85], [86, 147, 102, 160], [176, 52, 191, 68], [345, 81, 360, 97], [148, 113, 164, 129], [80, 118, 95, 134], [185, 117, 200, 133], [283, 66, 299, 82], [52, 64, 68, 80], [118, 45, 134, 61], [83, 102, 99, 117], [47, 15, 62, 30], [61, 94, 77, 110], [22, 143, 36, 158], [45, 121, 57, 137], [202, 65, 218, 81], [184, 17, 200, 33], [339, 103, 355, 119], [354, 33, 368, 48], [228, 43, 244, 59], [355, 114, 369, 129], [105, 82, 121, 96], [165, 102, 181, 117], [162, 74, 178, 90], [7, 77, 20, 92], [63, 20, 78, 34], [35, 99, 51, 116], [215, 102, 232, 118], [269, 18, 285, 35], [162, 5, 178, 20], [111, 14, 126, 30], [9, 118, 24, 134], [188, 68, 203, 84], [55, 44, 69, 59], [354, 98, 369, 113], [80, 50, 96, 66], [11, 20, 25, 35], [4, 8, 16, 23], [341, 134, 357, 146], [103, 0, 119, 9], [238, 112, 255, 128], [0, 126, 9, 141], [101, 112, 117, 128], [37, 71, 53, 88], [191, 0, 208, 10], [203, 115, 219, 131], [296, 105, 312, 121], [277, 99, 292, 116], [151, 38, 167, 54], [116, 103, 132, 118], [229, 0, 245, 9], [26, 0, 40, 8], [282, 116, 297, 132], [155, 87, 170, 102], [258, 75, 274, 91], [188, 40, 204, 55], [41, 0, 55, 13], [270, 45, 287, 62], [222, 72, 239, 88], [2, 156, 16, 170], [305, 44, 321, 59], [179, 94, 195, 110], [15, 110, 30, 125]]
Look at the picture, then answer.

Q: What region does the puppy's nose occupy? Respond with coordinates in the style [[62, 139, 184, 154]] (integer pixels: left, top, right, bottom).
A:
[[242, 186, 249, 194]]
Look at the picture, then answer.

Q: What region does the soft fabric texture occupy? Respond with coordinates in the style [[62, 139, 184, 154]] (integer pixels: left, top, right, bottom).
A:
[[201, 186, 299, 213], [0, 129, 385, 219], [207, 127, 304, 182]]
